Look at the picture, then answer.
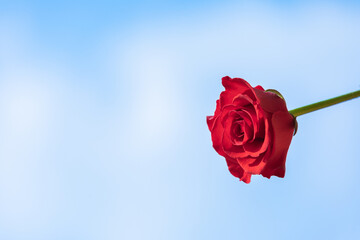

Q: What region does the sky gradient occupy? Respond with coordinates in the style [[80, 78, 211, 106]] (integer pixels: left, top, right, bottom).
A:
[[0, 1, 359, 239]]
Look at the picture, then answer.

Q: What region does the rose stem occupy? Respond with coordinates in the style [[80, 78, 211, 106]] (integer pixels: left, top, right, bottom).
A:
[[289, 89, 360, 117]]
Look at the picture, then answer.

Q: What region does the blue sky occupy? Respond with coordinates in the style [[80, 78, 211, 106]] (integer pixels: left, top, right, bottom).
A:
[[0, 1, 359, 239]]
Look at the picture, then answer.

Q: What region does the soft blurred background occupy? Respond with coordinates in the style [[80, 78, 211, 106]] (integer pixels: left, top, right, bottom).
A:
[[0, 0, 359, 239]]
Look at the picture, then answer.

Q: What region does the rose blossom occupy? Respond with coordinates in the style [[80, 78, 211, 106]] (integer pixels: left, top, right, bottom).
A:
[[207, 76, 295, 183]]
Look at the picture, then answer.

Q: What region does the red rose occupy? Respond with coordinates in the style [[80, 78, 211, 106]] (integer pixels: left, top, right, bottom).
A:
[[207, 76, 295, 183]]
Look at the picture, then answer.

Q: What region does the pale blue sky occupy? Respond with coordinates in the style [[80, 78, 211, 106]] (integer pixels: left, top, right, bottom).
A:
[[0, 1, 359, 239]]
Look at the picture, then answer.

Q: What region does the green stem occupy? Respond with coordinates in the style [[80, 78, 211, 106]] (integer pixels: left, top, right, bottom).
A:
[[289, 90, 360, 117]]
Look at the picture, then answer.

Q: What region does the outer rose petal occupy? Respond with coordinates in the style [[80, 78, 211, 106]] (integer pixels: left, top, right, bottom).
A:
[[237, 156, 267, 175], [261, 111, 295, 178], [209, 116, 226, 157], [208, 105, 237, 157], [253, 88, 288, 113], [207, 100, 221, 130], [255, 85, 265, 91], [225, 158, 251, 183], [220, 76, 259, 106]]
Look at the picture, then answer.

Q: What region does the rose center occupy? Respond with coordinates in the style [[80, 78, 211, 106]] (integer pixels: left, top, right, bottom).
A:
[[232, 120, 245, 141]]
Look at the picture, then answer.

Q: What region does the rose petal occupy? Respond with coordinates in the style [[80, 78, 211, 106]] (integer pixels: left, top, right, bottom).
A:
[[253, 88, 288, 113], [206, 116, 215, 131], [255, 85, 265, 91], [232, 94, 255, 107], [220, 108, 238, 128], [260, 111, 295, 178], [237, 155, 267, 175], [210, 115, 226, 157], [243, 115, 269, 157], [222, 128, 248, 158], [230, 120, 246, 145], [225, 158, 251, 183], [220, 76, 259, 106], [222, 111, 244, 144], [222, 110, 248, 145], [237, 108, 258, 141], [207, 99, 222, 131]]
